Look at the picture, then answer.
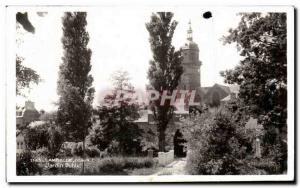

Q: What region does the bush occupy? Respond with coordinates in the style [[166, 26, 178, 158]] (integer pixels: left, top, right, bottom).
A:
[[86, 146, 100, 158], [97, 157, 156, 174], [58, 142, 101, 158], [181, 109, 249, 175], [32, 147, 50, 159], [23, 122, 48, 150], [17, 151, 41, 175], [47, 125, 63, 158], [97, 157, 125, 174], [248, 158, 280, 174], [72, 142, 84, 156], [57, 142, 74, 158]]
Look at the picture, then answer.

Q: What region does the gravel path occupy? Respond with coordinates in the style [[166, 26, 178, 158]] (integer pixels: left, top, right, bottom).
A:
[[153, 158, 187, 175]]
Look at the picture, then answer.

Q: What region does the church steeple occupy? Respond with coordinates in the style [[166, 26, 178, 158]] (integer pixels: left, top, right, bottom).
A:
[[187, 20, 193, 41]]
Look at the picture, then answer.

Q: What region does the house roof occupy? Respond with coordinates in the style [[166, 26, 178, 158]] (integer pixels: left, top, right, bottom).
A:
[[221, 95, 231, 102], [200, 84, 240, 104]]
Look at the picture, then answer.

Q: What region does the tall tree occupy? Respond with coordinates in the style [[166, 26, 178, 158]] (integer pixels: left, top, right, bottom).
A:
[[146, 12, 183, 151], [221, 13, 287, 172], [57, 12, 94, 157], [93, 71, 141, 155]]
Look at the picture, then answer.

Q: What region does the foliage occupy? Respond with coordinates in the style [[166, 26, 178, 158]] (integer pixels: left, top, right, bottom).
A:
[[17, 151, 41, 175], [221, 13, 287, 172], [16, 15, 39, 95], [92, 71, 142, 155], [96, 157, 156, 175], [56, 141, 76, 158], [146, 12, 183, 151], [57, 12, 95, 148], [16, 56, 40, 95], [85, 146, 101, 158], [57, 141, 100, 158], [23, 121, 49, 150], [181, 109, 250, 175], [16, 12, 35, 33], [245, 158, 280, 174], [47, 125, 64, 158], [32, 147, 50, 159], [23, 121, 63, 158]]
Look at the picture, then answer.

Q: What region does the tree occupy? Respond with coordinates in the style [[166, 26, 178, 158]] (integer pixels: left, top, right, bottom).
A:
[[16, 57, 40, 95], [93, 71, 141, 155], [146, 12, 183, 151], [16, 12, 35, 33], [221, 13, 287, 172], [16, 13, 40, 95], [57, 12, 94, 157]]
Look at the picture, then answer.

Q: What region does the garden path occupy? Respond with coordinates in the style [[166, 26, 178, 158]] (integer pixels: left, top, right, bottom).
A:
[[153, 158, 187, 175]]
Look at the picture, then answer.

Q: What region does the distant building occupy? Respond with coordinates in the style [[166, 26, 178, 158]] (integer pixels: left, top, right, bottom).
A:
[[16, 100, 40, 129]]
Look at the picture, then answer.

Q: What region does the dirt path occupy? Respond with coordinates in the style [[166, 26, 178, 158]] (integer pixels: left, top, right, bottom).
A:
[[153, 158, 187, 175]]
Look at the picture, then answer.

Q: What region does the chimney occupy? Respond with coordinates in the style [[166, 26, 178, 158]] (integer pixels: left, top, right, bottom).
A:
[[25, 100, 35, 110]]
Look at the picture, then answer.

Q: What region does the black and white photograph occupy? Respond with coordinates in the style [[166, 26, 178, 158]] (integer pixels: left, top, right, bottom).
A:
[[5, 5, 295, 182]]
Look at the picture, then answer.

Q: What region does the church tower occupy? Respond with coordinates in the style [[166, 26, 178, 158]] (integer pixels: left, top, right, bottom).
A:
[[180, 20, 202, 92]]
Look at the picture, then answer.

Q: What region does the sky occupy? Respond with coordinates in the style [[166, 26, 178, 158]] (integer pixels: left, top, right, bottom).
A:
[[16, 7, 243, 111]]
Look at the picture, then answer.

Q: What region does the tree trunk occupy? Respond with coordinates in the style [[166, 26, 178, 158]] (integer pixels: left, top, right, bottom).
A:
[[158, 129, 166, 152], [82, 131, 86, 174]]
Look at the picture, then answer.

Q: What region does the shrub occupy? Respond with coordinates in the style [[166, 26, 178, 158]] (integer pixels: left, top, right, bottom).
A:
[[47, 125, 63, 158], [181, 109, 249, 175], [73, 142, 84, 156], [57, 142, 74, 158], [23, 121, 63, 158], [17, 151, 41, 175], [86, 146, 100, 158], [97, 157, 126, 174], [97, 157, 156, 174], [23, 122, 48, 150], [32, 147, 50, 159], [58, 141, 101, 158], [248, 158, 280, 174]]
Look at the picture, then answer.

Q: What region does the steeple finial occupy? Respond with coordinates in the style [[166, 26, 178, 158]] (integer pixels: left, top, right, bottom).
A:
[[187, 19, 193, 41]]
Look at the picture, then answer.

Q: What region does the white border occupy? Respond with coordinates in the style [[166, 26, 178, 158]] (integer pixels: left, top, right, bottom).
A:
[[5, 5, 295, 182]]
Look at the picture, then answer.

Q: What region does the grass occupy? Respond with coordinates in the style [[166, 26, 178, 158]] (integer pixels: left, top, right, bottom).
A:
[[95, 157, 157, 175], [129, 167, 159, 175], [39, 156, 158, 175]]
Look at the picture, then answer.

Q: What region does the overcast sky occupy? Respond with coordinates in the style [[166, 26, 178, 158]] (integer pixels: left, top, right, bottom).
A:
[[16, 7, 243, 111]]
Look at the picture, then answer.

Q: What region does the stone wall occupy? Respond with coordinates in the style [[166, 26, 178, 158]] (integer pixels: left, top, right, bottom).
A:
[[158, 150, 174, 166]]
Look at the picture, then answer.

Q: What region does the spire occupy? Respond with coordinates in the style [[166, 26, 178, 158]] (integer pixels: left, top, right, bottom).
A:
[[187, 19, 193, 41]]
